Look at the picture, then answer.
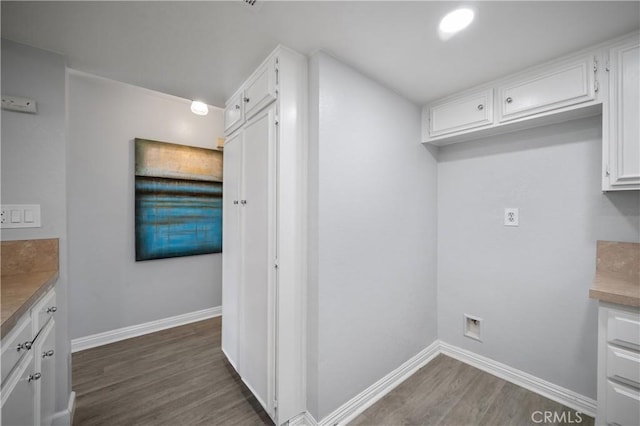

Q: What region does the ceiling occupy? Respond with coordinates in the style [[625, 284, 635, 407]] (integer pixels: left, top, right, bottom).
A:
[[2, 1, 639, 108]]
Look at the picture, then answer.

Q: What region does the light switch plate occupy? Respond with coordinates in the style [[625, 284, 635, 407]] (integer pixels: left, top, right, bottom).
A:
[[0, 204, 41, 228]]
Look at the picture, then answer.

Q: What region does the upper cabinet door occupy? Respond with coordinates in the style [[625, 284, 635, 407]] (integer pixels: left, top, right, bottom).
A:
[[498, 56, 595, 122], [224, 92, 245, 135], [244, 58, 277, 120], [428, 89, 494, 138], [606, 39, 640, 190]]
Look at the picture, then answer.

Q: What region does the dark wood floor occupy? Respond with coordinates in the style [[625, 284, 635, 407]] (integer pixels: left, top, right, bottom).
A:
[[72, 317, 272, 426], [73, 319, 593, 426]]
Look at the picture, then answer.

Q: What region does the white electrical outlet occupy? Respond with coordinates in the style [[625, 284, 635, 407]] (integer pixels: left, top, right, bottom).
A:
[[504, 208, 519, 226], [0, 204, 41, 228]]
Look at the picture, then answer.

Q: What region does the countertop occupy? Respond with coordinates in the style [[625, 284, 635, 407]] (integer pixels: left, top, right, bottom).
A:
[[589, 241, 640, 308], [1, 238, 59, 339]]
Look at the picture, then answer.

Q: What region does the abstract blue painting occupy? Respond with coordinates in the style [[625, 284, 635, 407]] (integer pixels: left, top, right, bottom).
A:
[[135, 139, 223, 261]]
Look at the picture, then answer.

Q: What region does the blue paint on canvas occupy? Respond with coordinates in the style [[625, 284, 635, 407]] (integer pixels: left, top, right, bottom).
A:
[[135, 176, 222, 261]]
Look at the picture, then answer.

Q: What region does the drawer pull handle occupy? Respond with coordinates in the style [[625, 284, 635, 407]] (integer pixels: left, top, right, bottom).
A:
[[477, 104, 484, 110], [505, 97, 513, 104], [240, 200, 247, 205], [235, 104, 240, 110], [28, 372, 42, 382], [243, 97, 250, 103], [42, 350, 55, 358], [17, 341, 32, 351], [233, 200, 239, 205], [46, 306, 57, 314]]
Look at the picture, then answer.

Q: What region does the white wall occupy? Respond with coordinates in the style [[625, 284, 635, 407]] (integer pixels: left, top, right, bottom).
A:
[[1, 39, 72, 413], [307, 52, 439, 420], [67, 71, 225, 340], [437, 116, 640, 400]]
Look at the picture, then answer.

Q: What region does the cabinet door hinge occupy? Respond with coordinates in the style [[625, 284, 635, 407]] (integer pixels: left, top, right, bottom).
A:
[[605, 164, 610, 177], [593, 56, 598, 73], [606, 60, 610, 72], [273, 399, 278, 408], [594, 79, 599, 93], [274, 258, 279, 269], [275, 57, 279, 85]]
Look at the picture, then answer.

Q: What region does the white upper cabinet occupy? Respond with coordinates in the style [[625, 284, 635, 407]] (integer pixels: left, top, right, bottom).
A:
[[603, 35, 640, 191], [497, 56, 595, 122], [224, 91, 245, 135], [224, 56, 278, 136], [427, 89, 493, 138], [243, 57, 277, 120]]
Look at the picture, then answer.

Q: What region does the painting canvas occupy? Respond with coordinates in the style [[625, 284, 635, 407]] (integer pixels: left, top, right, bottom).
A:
[[135, 139, 223, 261]]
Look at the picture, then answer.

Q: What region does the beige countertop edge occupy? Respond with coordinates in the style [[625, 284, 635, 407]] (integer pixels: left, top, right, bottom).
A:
[[1, 270, 59, 339], [589, 272, 640, 308]]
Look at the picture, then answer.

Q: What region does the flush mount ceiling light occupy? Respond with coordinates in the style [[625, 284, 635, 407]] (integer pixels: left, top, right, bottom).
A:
[[191, 101, 208, 116], [439, 8, 475, 34]]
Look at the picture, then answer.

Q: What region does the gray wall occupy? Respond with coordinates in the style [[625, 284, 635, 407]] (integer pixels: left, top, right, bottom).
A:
[[1, 39, 72, 412], [67, 71, 225, 339], [437, 116, 640, 399], [307, 52, 439, 420]]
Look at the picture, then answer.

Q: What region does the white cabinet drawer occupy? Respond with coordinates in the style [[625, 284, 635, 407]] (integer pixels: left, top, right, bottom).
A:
[[1, 316, 33, 383], [243, 58, 277, 120], [1, 351, 36, 426], [225, 92, 245, 135], [31, 289, 56, 336], [498, 56, 595, 122], [608, 345, 640, 386], [609, 309, 640, 349], [427, 89, 493, 137], [607, 380, 640, 426]]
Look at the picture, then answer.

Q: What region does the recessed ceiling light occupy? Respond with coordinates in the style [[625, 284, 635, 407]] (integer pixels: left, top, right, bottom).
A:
[[191, 101, 208, 116], [439, 8, 474, 34]]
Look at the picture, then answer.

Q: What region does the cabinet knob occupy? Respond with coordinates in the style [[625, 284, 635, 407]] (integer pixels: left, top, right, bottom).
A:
[[505, 97, 513, 103], [240, 200, 247, 205], [42, 350, 55, 358], [243, 97, 250, 103], [28, 372, 42, 382], [235, 105, 240, 110], [233, 200, 239, 205], [46, 306, 57, 314], [17, 341, 32, 351], [477, 104, 484, 110]]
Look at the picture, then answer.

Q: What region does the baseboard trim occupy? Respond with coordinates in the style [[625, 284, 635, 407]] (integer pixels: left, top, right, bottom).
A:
[[51, 391, 76, 426], [318, 340, 441, 426], [439, 341, 597, 418], [71, 306, 222, 353], [289, 411, 318, 426]]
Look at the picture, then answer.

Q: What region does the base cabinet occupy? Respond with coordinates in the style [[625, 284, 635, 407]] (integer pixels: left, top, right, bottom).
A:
[[1, 288, 57, 426], [596, 303, 640, 426], [221, 45, 307, 425]]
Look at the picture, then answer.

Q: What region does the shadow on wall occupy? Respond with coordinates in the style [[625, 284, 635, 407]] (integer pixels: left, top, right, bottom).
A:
[[436, 115, 602, 163]]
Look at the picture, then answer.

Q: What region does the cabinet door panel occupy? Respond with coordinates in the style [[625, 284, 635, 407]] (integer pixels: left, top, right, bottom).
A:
[[606, 380, 640, 426], [498, 57, 594, 122], [1, 353, 36, 426], [429, 90, 493, 137], [224, 92, 245, 135], [238, 105, 276, 414], [1, 315, 32, 383], [608, 41, 640, 188], [221, 132, 243, 369], [244, 60, 277, 120], [35, 320, 56, 426]]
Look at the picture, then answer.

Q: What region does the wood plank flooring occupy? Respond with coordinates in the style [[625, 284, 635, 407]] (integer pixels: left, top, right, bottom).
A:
[[352, 354, 594, 426], [72, 317, 272, 426], [73, 319, 594, 426]]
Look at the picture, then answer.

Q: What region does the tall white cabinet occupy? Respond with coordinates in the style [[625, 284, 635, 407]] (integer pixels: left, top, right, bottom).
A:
[[221, 46, 307, 425]]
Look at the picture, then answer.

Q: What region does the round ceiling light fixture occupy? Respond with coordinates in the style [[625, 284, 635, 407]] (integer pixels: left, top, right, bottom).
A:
[[191, 101, 209, 116], [439, 8, 475, 34]]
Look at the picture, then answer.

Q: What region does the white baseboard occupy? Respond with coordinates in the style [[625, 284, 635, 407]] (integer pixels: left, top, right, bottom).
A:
[[439, 341, 597, 418], [51, 391, 76, 426], [71, 306, 221, 353], [289, 411, 318, 426], [318, 340, 441, 426]]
